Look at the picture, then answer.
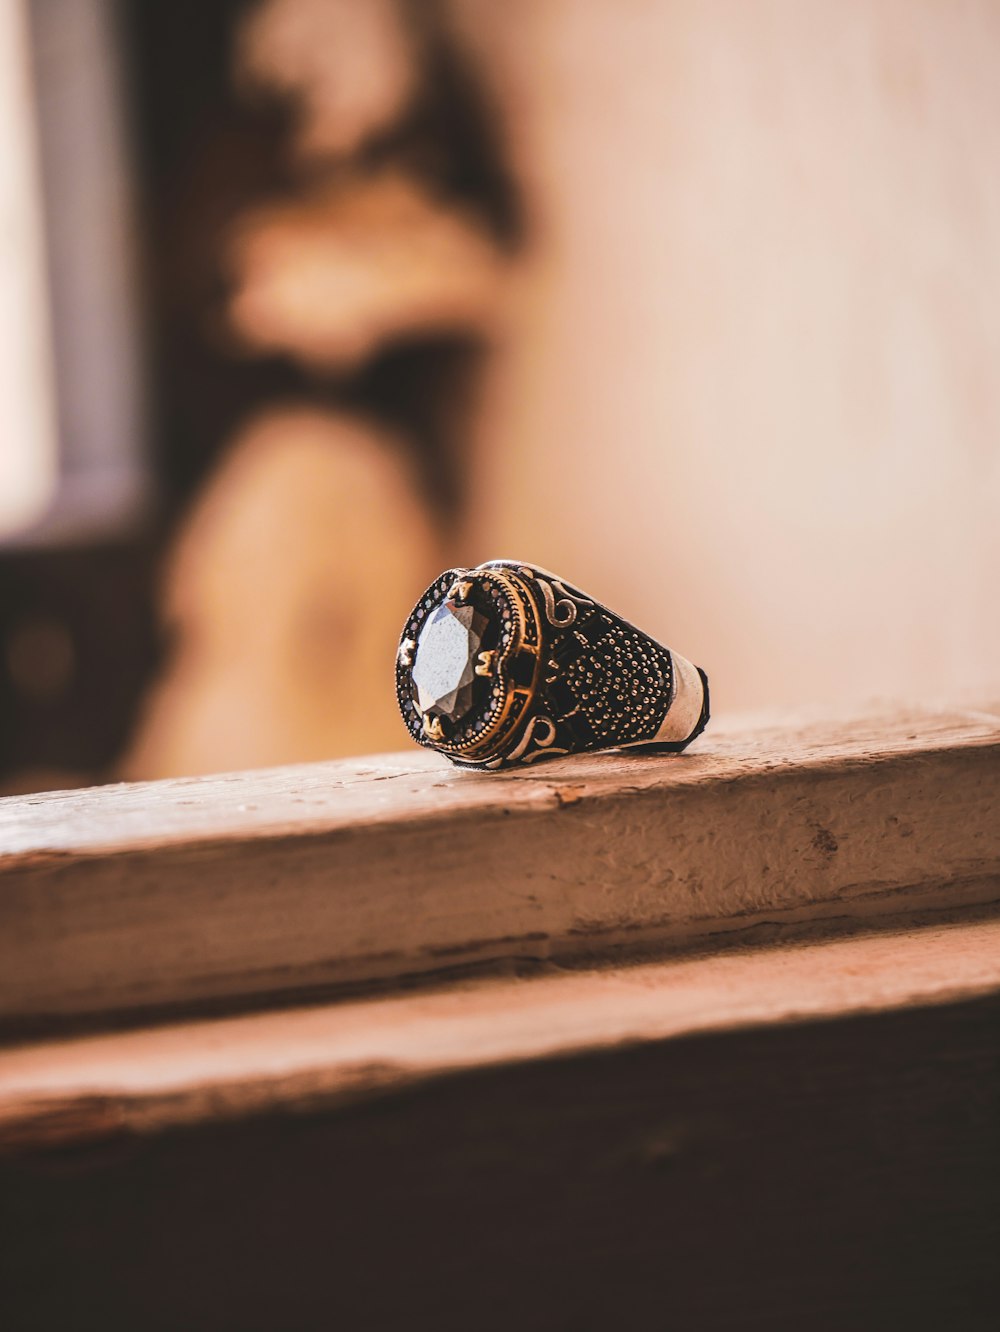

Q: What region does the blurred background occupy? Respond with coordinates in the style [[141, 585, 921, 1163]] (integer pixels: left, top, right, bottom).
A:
[[1, 0, 998, 794]]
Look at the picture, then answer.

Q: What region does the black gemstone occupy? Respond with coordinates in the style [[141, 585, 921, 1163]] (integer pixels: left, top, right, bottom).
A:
[[411, 597, 491, 723]]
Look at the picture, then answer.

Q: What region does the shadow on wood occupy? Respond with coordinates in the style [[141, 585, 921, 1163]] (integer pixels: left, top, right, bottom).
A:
[[3, 994, 998, 1332]]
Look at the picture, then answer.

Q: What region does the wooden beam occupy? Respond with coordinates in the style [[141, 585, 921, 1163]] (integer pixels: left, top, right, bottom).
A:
[[1, 916, 998, 1152], [1, 703, 998, 1029]]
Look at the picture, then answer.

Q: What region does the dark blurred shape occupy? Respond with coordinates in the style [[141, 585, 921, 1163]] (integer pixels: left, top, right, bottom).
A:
[[0, 0, 161, 790], [1, 0, 270, 789], [5, 616, 75, 706], [1, 0, 522, 789], [0, 543, 157, 793], [117, 0, 296, 509]]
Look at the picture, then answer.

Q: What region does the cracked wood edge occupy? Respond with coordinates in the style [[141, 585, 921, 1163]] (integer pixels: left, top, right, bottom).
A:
[[0, 702, 998, 1027], [1, 916, 998, 1152]]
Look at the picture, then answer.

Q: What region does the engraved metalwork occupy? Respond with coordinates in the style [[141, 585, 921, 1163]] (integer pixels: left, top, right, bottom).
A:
[[535, 576, 590, 628], [504, 714, 569, 766]]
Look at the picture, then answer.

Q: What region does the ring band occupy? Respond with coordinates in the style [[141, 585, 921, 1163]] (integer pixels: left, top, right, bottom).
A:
[[396, 560, 709, 769]]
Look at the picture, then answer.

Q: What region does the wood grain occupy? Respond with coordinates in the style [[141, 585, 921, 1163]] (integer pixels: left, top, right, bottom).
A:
[[1, 916, 998, 1152], [1, 703, 998, 1028]]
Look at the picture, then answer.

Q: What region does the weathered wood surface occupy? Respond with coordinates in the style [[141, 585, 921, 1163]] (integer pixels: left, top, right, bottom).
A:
[[0, 915, 998, 1152], [1, 703, 999, 1029]]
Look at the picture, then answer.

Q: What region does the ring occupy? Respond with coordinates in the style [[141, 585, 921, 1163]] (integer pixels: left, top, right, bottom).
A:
[[396, 560, 709, 769]]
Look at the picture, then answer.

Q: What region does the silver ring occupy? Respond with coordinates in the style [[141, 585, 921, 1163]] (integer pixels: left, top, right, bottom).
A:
[[396, 561, 709, 769]]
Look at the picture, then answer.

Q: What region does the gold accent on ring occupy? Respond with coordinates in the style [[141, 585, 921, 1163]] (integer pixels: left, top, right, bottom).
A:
[[422, 714, 445, 741]]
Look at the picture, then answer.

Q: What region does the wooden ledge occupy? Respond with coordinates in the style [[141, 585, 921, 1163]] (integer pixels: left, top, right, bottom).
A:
[[0, 703, 998, 1031], [1, 916, 998, 1153]]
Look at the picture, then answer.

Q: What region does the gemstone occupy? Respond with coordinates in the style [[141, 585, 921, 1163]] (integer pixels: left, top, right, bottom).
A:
[[411, 597, 490, 724]]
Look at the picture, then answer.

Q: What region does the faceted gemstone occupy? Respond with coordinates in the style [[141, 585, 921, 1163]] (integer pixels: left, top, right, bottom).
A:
[[411, 597, 489, 723]]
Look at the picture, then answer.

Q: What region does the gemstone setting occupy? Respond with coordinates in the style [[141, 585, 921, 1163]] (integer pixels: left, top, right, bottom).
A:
[[396, 566, 534, 758]]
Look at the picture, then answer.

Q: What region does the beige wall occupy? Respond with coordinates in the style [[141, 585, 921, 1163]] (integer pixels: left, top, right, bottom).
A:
[[458, 0, 1000, 712]]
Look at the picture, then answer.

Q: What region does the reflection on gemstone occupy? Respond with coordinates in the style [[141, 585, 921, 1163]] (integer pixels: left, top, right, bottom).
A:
[[411, 597, 490, 723]]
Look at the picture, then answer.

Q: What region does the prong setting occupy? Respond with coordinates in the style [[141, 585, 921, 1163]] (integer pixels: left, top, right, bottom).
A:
[[422, 714, 445, 741], [475, 650, 497, 677]]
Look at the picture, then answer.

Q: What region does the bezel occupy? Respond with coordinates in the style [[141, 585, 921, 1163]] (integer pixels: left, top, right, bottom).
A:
[[395, 568, 544, 764]]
